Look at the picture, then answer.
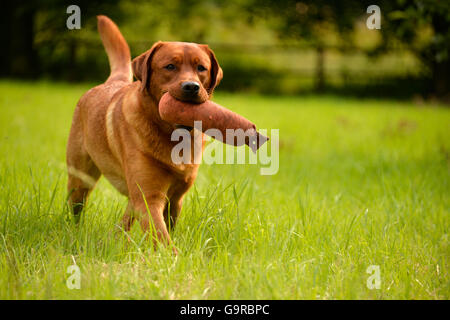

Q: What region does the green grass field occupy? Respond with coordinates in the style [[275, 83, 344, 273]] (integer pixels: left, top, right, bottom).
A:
[[0, 81, 448, 299]]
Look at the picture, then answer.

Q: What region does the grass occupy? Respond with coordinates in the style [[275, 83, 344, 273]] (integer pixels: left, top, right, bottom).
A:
[[0, 80, 448, 299]]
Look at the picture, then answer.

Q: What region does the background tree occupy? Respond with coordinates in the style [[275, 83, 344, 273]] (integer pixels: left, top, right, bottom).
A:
[[1, 0, 448, 100], [249, 0, 364, 91], [0, 0, 122, 80], [251, 0, 449, 98], [375, 0, 450, 100]]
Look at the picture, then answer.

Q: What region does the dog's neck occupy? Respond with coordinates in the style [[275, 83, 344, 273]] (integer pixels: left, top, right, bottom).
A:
[[132, 84, 175, 136]]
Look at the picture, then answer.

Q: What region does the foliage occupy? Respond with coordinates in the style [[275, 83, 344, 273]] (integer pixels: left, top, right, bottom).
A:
[[253, 0, 450, 98], [0, 1, 448, 98], [375, 0, 450, 98]]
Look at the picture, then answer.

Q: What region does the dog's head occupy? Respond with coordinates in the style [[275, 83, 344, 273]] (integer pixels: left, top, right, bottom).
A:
[[132, 41, 223, 104]]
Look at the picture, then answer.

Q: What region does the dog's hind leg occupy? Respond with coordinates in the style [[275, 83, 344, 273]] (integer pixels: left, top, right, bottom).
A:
[[66, 115, 101, 220], [67, 156, 100, 220]]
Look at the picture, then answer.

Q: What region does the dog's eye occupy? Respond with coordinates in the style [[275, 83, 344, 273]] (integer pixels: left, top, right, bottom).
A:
[[197, 65, 207, 72], [164, 64, 176, 71]]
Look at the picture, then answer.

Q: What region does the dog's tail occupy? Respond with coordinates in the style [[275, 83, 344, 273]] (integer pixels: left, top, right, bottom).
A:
[[97, 15, 132, 83]]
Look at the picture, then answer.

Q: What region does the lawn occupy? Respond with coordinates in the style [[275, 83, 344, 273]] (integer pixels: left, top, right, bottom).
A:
[[0, 81, 448, 299]]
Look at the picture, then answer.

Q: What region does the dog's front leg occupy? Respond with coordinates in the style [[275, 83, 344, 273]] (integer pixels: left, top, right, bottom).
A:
[[134, 191, 170, 243], [125, 154, 176, 252]]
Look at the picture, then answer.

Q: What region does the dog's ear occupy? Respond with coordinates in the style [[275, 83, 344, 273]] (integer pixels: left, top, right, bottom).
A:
[[200, 45, 223, 95], [132, 41, 163, 93]]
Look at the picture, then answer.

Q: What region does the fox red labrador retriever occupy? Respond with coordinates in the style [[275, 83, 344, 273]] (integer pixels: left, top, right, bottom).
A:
[[66, 15, 222, 251]]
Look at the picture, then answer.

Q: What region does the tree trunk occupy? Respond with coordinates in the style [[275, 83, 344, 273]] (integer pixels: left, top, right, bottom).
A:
[[68, 38, 78, 81], [0, 2, 13, 76], [432, 59, 450, 101], [315, 45, 325, 91], [8, 4, 37, 78], [430, 11, 450, 102]]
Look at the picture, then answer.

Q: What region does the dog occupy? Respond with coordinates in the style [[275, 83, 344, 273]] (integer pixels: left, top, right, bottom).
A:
[[66, 15, 222, 251]]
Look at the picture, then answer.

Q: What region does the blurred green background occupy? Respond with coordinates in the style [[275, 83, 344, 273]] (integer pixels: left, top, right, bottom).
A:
[[1, 0, 449, 101], [0, 1, 449, 299]]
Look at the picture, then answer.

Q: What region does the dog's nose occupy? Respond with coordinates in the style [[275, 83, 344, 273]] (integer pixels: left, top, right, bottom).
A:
[[181, 81, 200, 95]]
